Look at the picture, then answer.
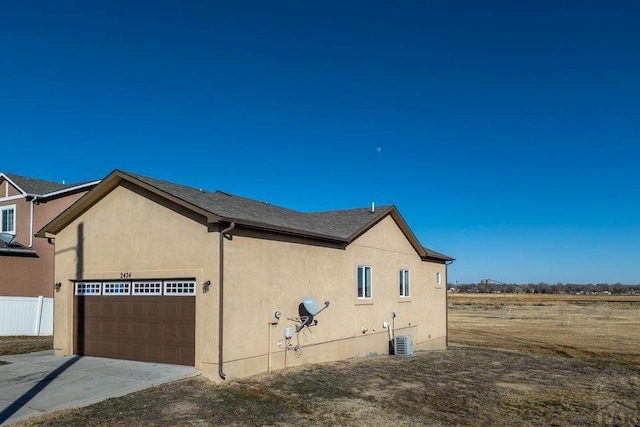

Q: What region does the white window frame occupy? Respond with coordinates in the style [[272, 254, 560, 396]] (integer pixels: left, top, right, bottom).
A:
[[132, 280, 163, 295], [400, 269, 410, 297], [436, 271, 442, 286], [357, 265, 372, 299], [75, 282, 102, 296], [102, 281, 131, 295], [1, 204, 16, 234], [163, 280, 196, 296]]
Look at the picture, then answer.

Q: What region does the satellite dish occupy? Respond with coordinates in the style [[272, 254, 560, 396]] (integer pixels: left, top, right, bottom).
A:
[[302, 296, 321, 316], [290, 296, 331, 332], [0, 233, 16, 245]]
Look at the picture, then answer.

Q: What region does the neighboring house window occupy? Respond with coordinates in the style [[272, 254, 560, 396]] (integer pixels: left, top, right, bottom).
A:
[[436, 272, 442, 286], [1, 205, 15, 233], [399, 269, 410, 297], [357, 265, 372, 299]]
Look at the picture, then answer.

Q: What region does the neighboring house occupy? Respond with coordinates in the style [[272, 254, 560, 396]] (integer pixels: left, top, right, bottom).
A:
[[0, 172, 100, 335], [37, 169, 454, 380]]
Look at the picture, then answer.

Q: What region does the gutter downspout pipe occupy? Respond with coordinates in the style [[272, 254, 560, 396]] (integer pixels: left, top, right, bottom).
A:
[[218, 222, 235, 380], [29, 196, 38, 248]]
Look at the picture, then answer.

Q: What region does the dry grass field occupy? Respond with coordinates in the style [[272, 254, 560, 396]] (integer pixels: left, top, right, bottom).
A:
[[448, 293, 640, 365], [6, 293, 640, 426]]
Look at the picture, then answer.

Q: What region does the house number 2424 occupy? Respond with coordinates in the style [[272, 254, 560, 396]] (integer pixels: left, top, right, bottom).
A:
[[120, 272, 132, 279]]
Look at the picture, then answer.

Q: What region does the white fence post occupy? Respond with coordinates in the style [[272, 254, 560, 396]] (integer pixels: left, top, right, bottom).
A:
[[34, 295, 44, 336]]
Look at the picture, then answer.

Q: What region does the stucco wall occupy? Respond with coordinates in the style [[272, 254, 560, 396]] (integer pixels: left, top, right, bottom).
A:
[[52, 183, 448, 381], [216, 215, 447, 379], [52, 183, 214, 364]]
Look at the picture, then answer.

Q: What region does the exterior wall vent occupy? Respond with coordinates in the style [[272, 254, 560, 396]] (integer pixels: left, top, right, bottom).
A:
[[394, 335, 413, 356]]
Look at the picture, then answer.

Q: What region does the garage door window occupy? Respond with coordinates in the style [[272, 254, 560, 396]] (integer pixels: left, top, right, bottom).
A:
[[132, 280, 163, 295], [75, 279, 196, 296], [164, 280, 196, 295], [103, 282, 131, 295], [75, 282, 101, 295]]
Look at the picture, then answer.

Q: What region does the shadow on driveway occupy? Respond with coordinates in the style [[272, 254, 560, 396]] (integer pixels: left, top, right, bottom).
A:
[[0, 355, 80, 424], [0, 352, 197, 425]]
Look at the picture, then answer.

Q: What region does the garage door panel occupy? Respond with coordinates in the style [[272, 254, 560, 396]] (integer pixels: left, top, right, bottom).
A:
[[147, 323, 162, 338], [181, 302, 196, 318], [74, 292, 195, 365], [132, 302, 145, 316], [86, 300, 102, 315], [131, 322, 145, 337], [116, 342, 131, 358], [117, 302, 131, 316], [102, 302, 115, 315], [163, 324, 182, 341], [117, 322, 131, 336], [102, 322, 116, 336], [147, 302, 162, 317], [182, 325, 196, 341], [163, 302, 181, 318]]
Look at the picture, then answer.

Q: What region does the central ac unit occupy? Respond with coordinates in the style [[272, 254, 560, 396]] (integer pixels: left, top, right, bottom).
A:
[[394, 335, 413, 356]]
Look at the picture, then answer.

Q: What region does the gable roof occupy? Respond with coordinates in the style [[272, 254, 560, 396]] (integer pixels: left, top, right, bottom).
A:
[[1, 172, 100, 199], [38, 169, 454, 262]]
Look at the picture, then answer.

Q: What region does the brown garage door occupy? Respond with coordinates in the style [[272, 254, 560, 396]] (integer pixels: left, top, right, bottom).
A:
[[73, 280, 196, 365]]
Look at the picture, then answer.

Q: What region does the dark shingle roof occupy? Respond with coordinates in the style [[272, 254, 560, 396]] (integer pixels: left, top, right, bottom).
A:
[[423, 247, 455, 262], [37, 169, 453, 262], [3, 173, 94, 196], [123, 171, 392, 242]]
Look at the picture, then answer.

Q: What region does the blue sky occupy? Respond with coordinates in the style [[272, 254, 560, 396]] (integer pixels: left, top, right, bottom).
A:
[[2, 1, 639, 284]]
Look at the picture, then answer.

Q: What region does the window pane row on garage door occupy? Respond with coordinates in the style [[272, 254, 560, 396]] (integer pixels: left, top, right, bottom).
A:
[[73, 279, 196, 366]]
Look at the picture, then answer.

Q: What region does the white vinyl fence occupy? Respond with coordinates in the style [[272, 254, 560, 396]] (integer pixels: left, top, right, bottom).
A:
[[0, 296, 53, 336]]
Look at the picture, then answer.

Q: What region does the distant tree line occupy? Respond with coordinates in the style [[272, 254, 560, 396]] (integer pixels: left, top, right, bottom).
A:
[[448, 282, 640, 295]]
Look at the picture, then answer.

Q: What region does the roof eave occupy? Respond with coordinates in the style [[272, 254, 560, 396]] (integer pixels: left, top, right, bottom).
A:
[[0, 173, 27, 197], [218, 217, 349, 244], [0, 247, 38, 257], [35, 180, 102, 200], [38, 170, 221, 238]]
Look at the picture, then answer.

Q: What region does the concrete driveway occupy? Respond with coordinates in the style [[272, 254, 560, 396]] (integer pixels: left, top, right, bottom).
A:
[[0, 350, 198, 425]]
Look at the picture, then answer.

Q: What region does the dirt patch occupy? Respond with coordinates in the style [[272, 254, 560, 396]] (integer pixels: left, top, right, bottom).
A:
[[14, 347, 640, 427], [448, 293, 640, 365], [8, 296, 640, 426], [0, 336, 53, 365]]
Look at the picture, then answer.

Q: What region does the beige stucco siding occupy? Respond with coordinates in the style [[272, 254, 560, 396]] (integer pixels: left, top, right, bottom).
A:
[[52, 184, 215, 365], [52, 183, 447, 381], [219, 215, 447, 379]]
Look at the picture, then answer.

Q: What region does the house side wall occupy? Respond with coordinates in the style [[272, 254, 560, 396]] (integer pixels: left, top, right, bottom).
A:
[[219, 215, 447, 379], [0, 179, 89, 298], [52, 184, 447, 381]]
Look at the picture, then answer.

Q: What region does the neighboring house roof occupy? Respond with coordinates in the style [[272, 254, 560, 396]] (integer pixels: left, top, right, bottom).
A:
[[1, 172, 100, 200], [37, 169, 454, 262], [0, 235, 37, 256]]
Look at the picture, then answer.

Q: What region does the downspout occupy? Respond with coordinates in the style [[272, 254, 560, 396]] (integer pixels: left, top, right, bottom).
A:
[[29, 196, 38, 247], [218, 222, 235, 380]]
